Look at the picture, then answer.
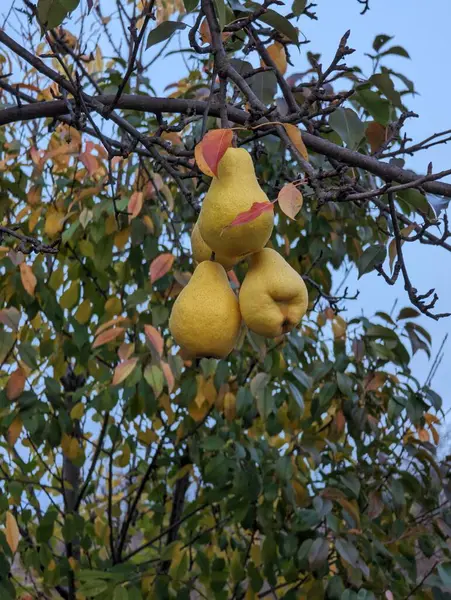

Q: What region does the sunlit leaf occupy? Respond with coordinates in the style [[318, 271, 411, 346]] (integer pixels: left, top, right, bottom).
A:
[[283, 124, 309, 161], [5, 511, 19, 554]]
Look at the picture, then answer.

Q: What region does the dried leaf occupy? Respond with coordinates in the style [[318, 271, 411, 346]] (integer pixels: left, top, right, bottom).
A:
[[262, 42, 287, 74], [366, 121, 387, 153], [144, 325, 164, 356], [128, 191, 144, 220], [6, 369, 26, 401], [112, 358, 139, 386], [224, 201, 274, 230], [150, 253, 175, 284], [197, 129, 233, 178], [278, 183, 303, 219], [5, 511, 19, 554], [92, 327, 125, 349], [283, 124, 309, 161]]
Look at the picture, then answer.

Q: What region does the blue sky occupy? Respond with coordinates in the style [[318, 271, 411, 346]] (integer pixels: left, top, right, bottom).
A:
[[1, 0, 450, 420]]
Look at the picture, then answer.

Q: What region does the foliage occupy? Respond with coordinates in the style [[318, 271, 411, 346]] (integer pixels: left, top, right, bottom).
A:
[[0, 1, 450, 599]]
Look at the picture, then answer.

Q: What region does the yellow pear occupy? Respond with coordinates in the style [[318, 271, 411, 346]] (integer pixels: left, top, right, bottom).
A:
[[169, 261, 241, 358], [198, 147, 274, 257], [191, 221, 240, 271], [239, 248, 308, 338]]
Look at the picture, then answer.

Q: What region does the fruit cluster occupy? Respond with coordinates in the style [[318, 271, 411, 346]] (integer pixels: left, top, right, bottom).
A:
[[169, 147, 308, 358]]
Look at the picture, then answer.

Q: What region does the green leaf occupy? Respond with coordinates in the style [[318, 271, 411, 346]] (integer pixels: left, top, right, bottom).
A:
[[438, 562, 451, 588], [247, 71, 277, 105], [357, 245, 386, 278], [398, 188, 435, 219], [144, 365, 164, 397], [397, 307, 420, 320], [370, 73, 403, 108], [335, 537, 359, 567], [146, 21, 187, 50], [257, 389, 274, 421], [257, 9, 299, 44], [379, 45, 410, 59], [113, 586, 129, 600], [308, 537, 328, 570], [365, 325, 398, 339], [250, 372, 270, 401], [354, 89, 390, 125], [183, 0, 199, 11], [37, 0, 80, 30], [213, 0, 226, 30], [61, 220, 80, 244], [373, 34, 393, 52], [292, 0, 307, 16], [328, 108, 365, 149], [336, 372, 353, 399], [287, 382, 304, 414]]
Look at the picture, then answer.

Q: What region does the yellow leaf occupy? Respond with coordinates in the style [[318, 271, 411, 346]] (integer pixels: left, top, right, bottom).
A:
[[60, 281, 80, 310], [261, 42, 287, 74], [277, 183, 303, 220], [332, 315, 347, 339], [114, 227, 130, 250], [6, 368, 26, 401], [283, 124, 309, 162], [29, 207, 43, 232], [143, 215, 154, 233], [105, 297, 122, 317], [61, 433, 80, 460], [115, 443, 131, 467], [19, 263, 37, 296], [75, 299, 92, 324], [70, 402, 84, 420], [223, 392, 236, 421], [5, 511, 20, 553], [112, 358, 138, 386], [45, 207, 65, 238], [7, 417, 22, 446]]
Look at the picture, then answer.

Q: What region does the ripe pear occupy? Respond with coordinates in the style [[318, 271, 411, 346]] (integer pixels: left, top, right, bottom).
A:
[[169, 261, 241, 358], [191, 221, 240, 271], [239, 248, 308, 338], [198, 147, 274, 257]]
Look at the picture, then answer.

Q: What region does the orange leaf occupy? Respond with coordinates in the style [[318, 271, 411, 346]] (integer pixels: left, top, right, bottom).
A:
[[277, 183, 303, 219], [144, 325, 164, 356], [366, 122, 386, 153], [283, 124, 309, 162], [112, 358, 138, 386], [417, 428, 429, 442], [128, 191, 144, 220], [194, 142, 215, 178], [5, 511, 19, 554], [199, 17, 212, 43], [198, 129, 233, 178], [224, 201, 274, 230], [430, 425, 440, 445], [162, 361, 175, 393], [92, 327, 125, 349], [6, 369, 26, 401], [262, 42, 287, 75], [150, 253, 175, 284], [19, 263, 37, 297], [8, 417, 22, 446], [80, 142, 98, 175]]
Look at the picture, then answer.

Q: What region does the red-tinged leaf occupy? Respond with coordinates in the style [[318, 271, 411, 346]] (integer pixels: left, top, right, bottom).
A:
[[225, 201, 274, 230], [0, 307, 21, 330], [150, 253, 175, 284], [6, 368, 26, 401], [162, 361, 175, 393], [95, 316, 128, 337], [228, 270, 240, 288], [199, 129, 233, 178], [112, 358, 139, 386], [118, 342, 134, 361], [283, 124, 309, 162], [366, 121, 387, 153], [194, 142, 215, 178], [277, 183, 303, 220], [144, 325, 164, 356], [128, 191, 144, 220], [80, 142, 98, 175], [92, 327, 125, 349], [19, 263, 37, 296]]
